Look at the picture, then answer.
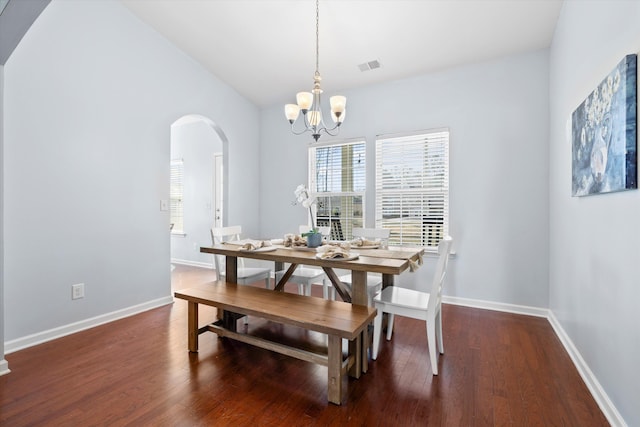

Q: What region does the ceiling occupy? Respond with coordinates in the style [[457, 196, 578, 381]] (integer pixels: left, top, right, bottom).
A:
[[120, 0, 563, 108]]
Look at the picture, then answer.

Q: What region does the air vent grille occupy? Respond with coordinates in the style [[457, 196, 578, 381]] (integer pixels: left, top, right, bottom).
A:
[[358, 60, 381, 72]]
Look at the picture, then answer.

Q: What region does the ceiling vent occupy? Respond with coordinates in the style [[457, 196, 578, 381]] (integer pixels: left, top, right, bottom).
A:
[[358, 60, 381, 72]]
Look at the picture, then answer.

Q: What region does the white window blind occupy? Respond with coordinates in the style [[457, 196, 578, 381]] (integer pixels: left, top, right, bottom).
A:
[[310, 140, 365, 240], [170, 159, 184, 234], [375, 129, 449, 250]]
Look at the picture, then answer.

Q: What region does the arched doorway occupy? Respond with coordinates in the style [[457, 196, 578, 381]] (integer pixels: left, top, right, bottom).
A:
[[170, 114, 229, 268]]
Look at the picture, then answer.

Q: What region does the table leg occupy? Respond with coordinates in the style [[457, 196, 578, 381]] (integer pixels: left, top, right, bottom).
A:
[[348, 333, 363, 378], [187, 301, 199, 352], [322, 267, 352, 303], [350, 270, 370, 373], [222, 256, 241, 324], [274, 263, 299, 291], [361, 329, 369, 373], [382, 273, 394, 289], [327, 335, 343, 405], [225, 256, 238, 284], [351, 270, 368, 306]]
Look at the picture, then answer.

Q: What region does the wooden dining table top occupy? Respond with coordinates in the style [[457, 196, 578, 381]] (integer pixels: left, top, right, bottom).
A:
[[200, 244, 424, 276]]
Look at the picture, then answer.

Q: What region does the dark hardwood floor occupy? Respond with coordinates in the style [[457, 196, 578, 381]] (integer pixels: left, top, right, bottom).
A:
[[0, 265, 609, 426]]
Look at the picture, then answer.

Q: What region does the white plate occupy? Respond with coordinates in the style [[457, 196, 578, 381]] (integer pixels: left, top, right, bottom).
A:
[[239, 246, 277, 252], [316, 252, 359, 261]]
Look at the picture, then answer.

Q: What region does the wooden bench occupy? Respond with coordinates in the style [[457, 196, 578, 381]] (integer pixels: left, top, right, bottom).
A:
[[174, 282, 377, 405]]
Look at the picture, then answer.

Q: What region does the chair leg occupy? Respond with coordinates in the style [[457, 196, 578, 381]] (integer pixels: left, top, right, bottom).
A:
[[386, 314, 395, 340], [426, 321, 438, 375], [372, 308, 383, 360], [297, 284, 304, 295], [436, 310, 444, 354], [323, 279, 335, 300]]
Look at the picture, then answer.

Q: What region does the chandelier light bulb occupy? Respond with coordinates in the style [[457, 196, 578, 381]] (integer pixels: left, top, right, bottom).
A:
[[285, 104, 301, 122], [296, 92, 313, 111], [308, 110, 322, 126], [329, 95, 346, 114]]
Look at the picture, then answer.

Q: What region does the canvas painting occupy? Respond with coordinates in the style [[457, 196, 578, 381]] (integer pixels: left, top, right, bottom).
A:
[[571, 54, 637, 196]]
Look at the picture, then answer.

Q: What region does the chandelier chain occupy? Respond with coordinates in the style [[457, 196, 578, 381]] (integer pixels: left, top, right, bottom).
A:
[[315, 0, 320, 76]]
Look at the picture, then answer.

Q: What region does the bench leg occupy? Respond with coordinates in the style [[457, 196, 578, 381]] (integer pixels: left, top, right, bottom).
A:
[[362, 327, 369, 374], [348, 335, 362, 379], [188, 301, 199, 352], [327, 335, 343, 405]]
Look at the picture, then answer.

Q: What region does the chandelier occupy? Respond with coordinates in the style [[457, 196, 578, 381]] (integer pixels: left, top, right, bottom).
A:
[[284, 0, 346, 142]]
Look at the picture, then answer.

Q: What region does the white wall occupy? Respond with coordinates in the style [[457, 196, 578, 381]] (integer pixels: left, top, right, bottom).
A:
[[170, 119, 223, 266], [0, 65, 7, 373], [3, 0, 260, 344], [549, 1, 640, 425], [260, 50, 550, 307]]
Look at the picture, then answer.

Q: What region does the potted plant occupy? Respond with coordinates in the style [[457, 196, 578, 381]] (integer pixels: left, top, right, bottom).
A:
[[294, 184, 322, 248]]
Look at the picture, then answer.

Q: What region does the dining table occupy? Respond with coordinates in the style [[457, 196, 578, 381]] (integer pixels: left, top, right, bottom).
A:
[[199, 241, 425, 373], [201, 243, 424, 304]]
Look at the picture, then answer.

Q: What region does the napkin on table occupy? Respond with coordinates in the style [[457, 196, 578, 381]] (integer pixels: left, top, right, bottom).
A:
[[350, 237, 380, 247], [228, 239, 272, 251], [243, 240, 272, 251], [408, 252, 424, 272], [316, 245, 351, 259]]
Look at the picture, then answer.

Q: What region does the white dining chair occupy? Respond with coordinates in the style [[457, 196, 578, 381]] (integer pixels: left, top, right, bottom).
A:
[[337, 227, 390, 305], [210, 225, 272, 289], [372, 236, 453, 375], [274, 226, 333, 298]]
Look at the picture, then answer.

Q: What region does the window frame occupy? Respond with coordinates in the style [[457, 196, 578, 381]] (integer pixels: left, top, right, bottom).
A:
[[375, 128, 450, 251], [309, 138, 366, 240], [170, 158, 185, 235]]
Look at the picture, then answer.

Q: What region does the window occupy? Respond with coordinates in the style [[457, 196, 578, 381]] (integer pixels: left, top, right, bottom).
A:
[[170, 159, 184, 234], [375, 129, 449, 250], [310, 140, 365, 240]]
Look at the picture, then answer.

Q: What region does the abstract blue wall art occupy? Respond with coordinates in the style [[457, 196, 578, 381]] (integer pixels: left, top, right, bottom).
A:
[[571, 54, 637, 196]]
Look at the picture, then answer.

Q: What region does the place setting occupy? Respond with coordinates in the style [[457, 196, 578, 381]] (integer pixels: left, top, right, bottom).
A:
[[315, 245, 359, 261], [223, 238, 278, 252]]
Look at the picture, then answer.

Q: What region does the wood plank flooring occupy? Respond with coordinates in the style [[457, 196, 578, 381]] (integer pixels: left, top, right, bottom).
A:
[[0, 265, 609, 426]]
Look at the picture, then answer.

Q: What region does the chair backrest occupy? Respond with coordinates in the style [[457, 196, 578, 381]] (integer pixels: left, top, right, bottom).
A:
[[210, 225, 244, 278], [211, 225, 242, 242], [352, 227, 390, 240], [427, 236, 453, 316]]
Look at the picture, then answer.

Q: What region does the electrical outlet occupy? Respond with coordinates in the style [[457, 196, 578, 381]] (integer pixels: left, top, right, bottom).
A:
[[72, 283, 85, 300]]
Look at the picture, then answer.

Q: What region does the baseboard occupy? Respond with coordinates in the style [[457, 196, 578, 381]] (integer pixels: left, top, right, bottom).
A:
[[0, 359, 10, 376], [547, 311, 627, 427], [171, 258, 213, 269], [442, 295, 625, 426], [4, 296, 174, 354], [442, 295, 549, 318]]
